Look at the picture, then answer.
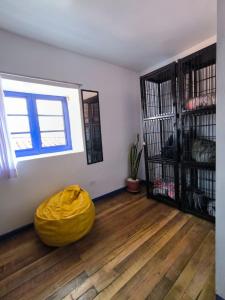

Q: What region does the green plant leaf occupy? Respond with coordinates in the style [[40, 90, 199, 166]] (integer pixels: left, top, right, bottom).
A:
[[133, 148, 143, 179], [128, 135, 143, 180]]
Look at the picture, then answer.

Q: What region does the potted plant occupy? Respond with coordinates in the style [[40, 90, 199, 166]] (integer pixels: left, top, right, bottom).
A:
[[127, 134, 143, 193]]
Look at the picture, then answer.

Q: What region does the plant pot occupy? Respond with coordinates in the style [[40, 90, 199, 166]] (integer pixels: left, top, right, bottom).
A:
[[126, 178, 141, 193]]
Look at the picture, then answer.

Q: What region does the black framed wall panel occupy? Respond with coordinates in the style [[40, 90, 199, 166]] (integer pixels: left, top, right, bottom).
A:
[[81, 90, 103, 165]]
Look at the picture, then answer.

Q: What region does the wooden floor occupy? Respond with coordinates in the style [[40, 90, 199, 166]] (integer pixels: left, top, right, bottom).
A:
[[0, 190, 215, 300]]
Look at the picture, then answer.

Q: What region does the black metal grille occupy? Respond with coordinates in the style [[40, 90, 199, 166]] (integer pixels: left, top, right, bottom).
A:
[[182, 166, 215, 219], [85, 124, 103, 163], [181, 111, 216, 164], [179, 44, 216, 222], [141, 44, 216, 222], [148, 161, 178, 203], [141, 63, 176, 118], [143, 79, 175, 117], [179, 44, 216, 112], [144, 117, 177, 161], [141, 63, 179, 207]]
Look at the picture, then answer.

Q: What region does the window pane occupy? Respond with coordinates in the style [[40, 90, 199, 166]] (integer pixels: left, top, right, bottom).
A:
[[4, 97, 28, 115], [11, 133, 32, 150], [38, 116, 65, 131], [36, 100, 63, 115], [7, 116, 30, 133], [41, 131, 66, 147]]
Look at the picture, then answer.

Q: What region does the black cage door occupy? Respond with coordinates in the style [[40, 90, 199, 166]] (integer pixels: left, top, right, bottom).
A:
[[178, 44, 216, 114], [141, 63, 177, 119], [178, 44, 216, 222], [146, 160, 179, 207], [81, 90, 103, 164], [141, 63, 180, 207]]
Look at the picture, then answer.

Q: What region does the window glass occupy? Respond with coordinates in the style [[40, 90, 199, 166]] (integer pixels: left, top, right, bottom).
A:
[[4, 97, 28, 115], [7, 116, 30, 133], [41, 131, 66, 147], [38, 116, 65, 131], [11, 133, 32, 150], [4, 91, 72, 157], [36, 99, 63, 115]]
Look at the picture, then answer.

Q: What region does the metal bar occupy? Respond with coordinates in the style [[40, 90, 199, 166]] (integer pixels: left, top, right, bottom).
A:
[[143, 113, 175, 121]]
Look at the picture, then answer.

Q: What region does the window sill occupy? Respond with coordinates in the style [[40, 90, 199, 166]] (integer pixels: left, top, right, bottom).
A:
[[16, 149, 83, 162]]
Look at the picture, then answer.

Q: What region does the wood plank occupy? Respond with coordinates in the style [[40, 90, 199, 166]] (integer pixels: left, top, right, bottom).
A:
[[146, 218, 212, 300], [198, 267, 215, 300], [2, 193, 149, 300], [110, 217, 204, 299], [179, 235, 215, 299], [164, 230, 215, 300], [73, 196, 148, 260], [77, 287, 97, 300], [0, 227, 35, 255], [146, 277, 171, 300], [0, 242, 80, 297], [46, 272, 88, 300], [83, 203, 177, 276], [78, 196, 156, 259], [80, 201, 159, 262], [65, 210, 182, 300], [113, 213, 190, 275], [0, 191, 215, 300], [0, 237, 51, 281], [95, 190, 146, 216], [93, 213, 192, 299], [3, 247, 83, 300]]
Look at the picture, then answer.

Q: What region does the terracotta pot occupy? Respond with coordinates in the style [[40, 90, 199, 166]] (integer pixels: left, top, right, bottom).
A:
[[126, 178, 140, 193]]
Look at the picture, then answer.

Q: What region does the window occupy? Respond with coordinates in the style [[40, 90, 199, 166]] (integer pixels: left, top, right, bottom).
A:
[[4, 91, 72, 157]]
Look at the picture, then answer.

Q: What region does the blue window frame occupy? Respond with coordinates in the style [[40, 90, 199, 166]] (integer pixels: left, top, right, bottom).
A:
[[4, 91, 72, 157]]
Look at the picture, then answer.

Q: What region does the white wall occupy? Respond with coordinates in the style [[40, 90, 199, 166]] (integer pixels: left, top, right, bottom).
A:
[[216, 1, 225, 298], [0, 29, 140, 235]]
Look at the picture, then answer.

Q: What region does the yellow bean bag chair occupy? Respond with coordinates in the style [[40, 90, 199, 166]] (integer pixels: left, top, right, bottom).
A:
[[34, 185, 95, 247]]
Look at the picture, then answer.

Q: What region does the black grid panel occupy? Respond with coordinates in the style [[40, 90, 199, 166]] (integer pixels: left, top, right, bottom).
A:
[[82, 90, 103, 165], [182, 166, 215, 219], [179, 44, 216, 112], [144, 79, 174, 117], [141, 64, 176, 118], [85, 124, 103, 163], [144, 117, 177, 161], [148, 161, 178, 203], [181, 112, 216, 164]]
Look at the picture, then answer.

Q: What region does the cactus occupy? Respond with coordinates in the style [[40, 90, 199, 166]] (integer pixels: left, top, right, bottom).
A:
[[129, 134, 143, 180]]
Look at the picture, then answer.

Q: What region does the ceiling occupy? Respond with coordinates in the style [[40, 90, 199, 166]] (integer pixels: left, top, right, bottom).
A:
[[0, 0, 216, 72]]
